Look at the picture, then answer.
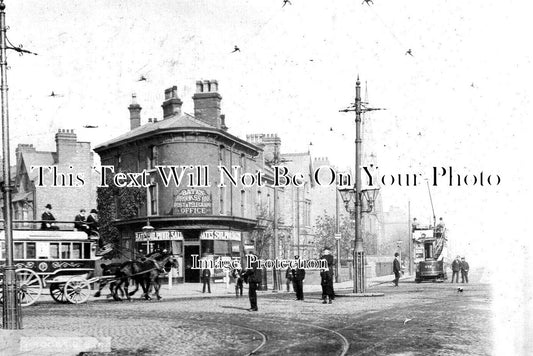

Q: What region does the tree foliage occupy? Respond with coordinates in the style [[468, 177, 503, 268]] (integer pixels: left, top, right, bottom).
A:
[[97, 176, 146, 256], [313, 213, 355, 261]]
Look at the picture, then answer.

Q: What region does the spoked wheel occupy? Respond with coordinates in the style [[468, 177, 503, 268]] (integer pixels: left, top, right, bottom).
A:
[[64, 277, 91, 304], [0, 269, 43, 306], [17, 268, 43, 306], [49, 283, 68, 303]]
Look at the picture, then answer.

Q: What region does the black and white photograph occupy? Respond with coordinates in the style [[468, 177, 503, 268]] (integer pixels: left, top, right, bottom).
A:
[[0, 0, 531, 355]]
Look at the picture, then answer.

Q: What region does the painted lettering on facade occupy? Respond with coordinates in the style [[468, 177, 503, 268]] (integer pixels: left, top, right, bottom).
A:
[[173, 188, 212, 215]]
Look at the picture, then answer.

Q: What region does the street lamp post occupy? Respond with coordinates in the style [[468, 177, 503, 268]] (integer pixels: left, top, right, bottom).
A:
[[339, 76, 383, 294], [1, 0, 22, 329]]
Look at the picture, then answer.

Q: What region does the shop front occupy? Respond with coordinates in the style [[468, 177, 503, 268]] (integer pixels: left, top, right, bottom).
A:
[[134, 228, 241, 283]]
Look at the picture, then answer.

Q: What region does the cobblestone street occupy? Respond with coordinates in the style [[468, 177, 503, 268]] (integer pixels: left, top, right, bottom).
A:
[[18, 270, 492, 356]]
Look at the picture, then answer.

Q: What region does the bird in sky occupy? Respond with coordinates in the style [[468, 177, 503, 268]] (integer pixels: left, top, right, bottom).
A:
[[405, 49, 414, 57], [49, 91, 62, 97], [330, 127, 333, 131], [283, 0, 292, 7], [83, 125, 99, 128], [417, 132, 422, 136], [138, 75, 147, 82], [471, 83, 475, 88], [231, 45, 241, 53], [362, 0, 373, 5]]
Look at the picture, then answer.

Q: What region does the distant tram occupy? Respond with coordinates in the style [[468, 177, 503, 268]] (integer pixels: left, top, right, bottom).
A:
[[413, 224, 448, 283]]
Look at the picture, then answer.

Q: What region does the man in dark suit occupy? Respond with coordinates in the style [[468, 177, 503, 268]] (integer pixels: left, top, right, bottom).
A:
[[292, 255, 306, 300], [41, 204, 59, 230], [393, 252, 401, 287], [74, 209, 90, 234], [460, 257, 470, 283], [451, 255, 461, 283], [201, 267, 211, 293], [320, 247, 335, 303], [86, 209, 99, 237], [243, 252, 261, 311]]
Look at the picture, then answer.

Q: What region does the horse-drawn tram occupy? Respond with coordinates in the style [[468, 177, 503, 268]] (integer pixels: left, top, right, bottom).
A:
[[0, 228, 100, 305]]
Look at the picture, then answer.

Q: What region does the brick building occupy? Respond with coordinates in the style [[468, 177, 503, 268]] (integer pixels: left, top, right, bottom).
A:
[[3, 130, 97, 227], [94, 81, 275, 282]]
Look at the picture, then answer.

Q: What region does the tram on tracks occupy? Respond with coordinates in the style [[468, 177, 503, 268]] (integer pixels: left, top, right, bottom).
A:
[[0, 227, 101, 305]]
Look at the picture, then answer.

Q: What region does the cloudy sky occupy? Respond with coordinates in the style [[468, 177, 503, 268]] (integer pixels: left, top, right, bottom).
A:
[[4, 0, 531, 351]]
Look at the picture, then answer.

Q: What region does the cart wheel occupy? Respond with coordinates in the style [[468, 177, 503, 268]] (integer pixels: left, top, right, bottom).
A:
[[16, 268, 43, 306], [64, 277, 91, 304], [49, 283, 68, 303]]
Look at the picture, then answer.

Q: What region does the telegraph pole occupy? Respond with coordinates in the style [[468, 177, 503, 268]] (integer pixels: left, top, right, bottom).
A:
[[1, 0, 22, 329]]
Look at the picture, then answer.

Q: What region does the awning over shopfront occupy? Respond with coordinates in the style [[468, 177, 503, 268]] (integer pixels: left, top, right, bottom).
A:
[[115, 215, 258, 231]]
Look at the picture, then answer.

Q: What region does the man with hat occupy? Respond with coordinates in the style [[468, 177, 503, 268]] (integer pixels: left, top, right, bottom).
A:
[[320, 247, 335, 303], [242, 251, 261, 311], [460, 257, 469, 283], [41, 204, 59, 230], [451, 255, 461, 283], [291, 255, 306, 301], [74, 209, 90, 234], [393, 252, 401, 287], [86, 209, 99, 237]]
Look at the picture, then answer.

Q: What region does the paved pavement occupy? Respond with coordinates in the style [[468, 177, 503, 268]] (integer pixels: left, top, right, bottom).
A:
[[4, 270, 491, 355]]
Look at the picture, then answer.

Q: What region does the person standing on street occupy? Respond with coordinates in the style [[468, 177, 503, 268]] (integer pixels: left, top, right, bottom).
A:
[[460, 257, 469, 283], [201, 267, 211, 293], [393, 252, 401, 287], [285, 266, 292, 292], [451, 255, 461, 283], [243, 252, 261, 311], [231, 267, 243, 297], [320, 247, 335, 303], [292, 255, 306, 301]]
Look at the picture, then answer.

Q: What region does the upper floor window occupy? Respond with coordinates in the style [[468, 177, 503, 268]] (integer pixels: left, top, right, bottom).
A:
[[148, 145, 158, 169], [148, 184, 158, 216]]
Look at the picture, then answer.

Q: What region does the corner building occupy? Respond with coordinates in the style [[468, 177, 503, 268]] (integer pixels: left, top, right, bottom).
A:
[[94, 81, 272, 282]]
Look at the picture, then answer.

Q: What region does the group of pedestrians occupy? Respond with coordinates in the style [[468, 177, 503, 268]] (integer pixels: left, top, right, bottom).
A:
[[451, 255, 470, 283], [40, 204, 99, 238]]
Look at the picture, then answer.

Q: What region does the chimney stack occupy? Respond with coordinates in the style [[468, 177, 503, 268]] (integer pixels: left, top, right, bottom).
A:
[[193, 79, 222, 128], [55, 129, 78, 162], [128, 94, 142, 130], [161, 86, 183, 119]]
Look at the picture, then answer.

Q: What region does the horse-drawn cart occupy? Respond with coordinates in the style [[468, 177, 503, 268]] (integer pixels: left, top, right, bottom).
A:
[[0, 229, 101, 305]]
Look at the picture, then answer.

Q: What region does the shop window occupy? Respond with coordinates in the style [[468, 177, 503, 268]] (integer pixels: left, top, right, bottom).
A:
[[26, 243, 36, 259]]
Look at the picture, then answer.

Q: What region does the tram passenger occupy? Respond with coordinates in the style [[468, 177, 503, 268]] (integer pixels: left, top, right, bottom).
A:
[[460, 257, 469, 283], [86, 209, 99, 237], [74, 209, 90, 234], [292, 255, 306, 301], [451, 255, 461, 283], [41, 204, 59, 230]]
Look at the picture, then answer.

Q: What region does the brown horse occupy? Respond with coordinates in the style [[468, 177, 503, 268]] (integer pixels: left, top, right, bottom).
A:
[[114, 252, 179, 301]]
